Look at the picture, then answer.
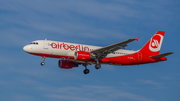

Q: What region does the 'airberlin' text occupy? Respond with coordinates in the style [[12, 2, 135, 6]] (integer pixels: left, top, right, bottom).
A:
[[49, 42, 89, 51]]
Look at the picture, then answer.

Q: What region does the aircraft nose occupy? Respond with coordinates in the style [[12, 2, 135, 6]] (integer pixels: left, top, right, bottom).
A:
[[23, 45, 31, 52], [23, 45, 28, 52]]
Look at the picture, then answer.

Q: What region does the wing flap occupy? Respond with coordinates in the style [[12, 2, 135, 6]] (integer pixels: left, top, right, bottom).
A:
[[150, 52, 174, 59]]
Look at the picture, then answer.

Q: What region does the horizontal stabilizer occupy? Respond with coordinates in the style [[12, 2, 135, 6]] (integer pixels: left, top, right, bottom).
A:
[[150, 52, 174, 59]]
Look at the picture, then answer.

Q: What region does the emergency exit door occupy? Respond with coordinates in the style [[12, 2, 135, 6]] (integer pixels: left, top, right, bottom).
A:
[[43, 39, 48, 49]]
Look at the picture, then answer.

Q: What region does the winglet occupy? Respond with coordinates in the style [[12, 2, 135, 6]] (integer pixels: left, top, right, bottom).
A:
[[135, 37, 139, 41]]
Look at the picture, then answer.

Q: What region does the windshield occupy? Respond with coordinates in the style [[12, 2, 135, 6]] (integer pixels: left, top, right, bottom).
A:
[[30, 42, 38, 45]]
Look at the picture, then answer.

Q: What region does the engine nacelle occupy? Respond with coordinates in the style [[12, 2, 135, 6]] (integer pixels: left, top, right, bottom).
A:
[[58, 60, 78, 69], [74, 51, 95, 60]]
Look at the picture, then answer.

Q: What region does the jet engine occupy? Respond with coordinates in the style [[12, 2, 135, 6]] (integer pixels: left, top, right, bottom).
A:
[[74, 51, 95, 60], [58, 60, 78, 69]]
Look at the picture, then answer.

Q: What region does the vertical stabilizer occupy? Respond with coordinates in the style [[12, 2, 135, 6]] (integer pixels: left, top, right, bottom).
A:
[[139, 31, 165, 56]]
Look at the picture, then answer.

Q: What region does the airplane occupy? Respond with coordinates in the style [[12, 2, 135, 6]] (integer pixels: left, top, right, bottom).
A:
[[23, 31, 173, 74]]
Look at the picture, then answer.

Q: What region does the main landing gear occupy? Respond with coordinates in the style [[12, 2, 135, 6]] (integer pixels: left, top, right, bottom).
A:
[[95, 59, 101, 69], [41, 56, 46, 66], [83, 64, 90, 74], [95, 64, 101, 69], [82, 63, 102, 74], [84, 69, 90, 74]]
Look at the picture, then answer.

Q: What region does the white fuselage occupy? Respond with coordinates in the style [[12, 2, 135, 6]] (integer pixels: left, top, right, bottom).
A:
[[23, 40, 137, 59]]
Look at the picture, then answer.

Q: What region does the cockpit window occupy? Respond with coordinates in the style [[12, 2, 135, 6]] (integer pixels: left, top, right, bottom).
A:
[[30, 42, 38, 45]]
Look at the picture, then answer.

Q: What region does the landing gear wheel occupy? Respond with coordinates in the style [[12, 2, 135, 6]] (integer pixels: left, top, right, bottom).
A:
[[41, 62, 45, 66], [83, 69, 90, 74], [95, 64, 101, 69], [41, 56, 46, 66]]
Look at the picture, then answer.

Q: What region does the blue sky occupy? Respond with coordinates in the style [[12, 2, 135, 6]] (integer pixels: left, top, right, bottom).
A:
[[0, 0, 179, 101]]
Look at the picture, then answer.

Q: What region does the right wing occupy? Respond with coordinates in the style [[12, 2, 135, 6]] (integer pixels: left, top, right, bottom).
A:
[[66, 37, 139, 64], [91, 37, 139, 60]]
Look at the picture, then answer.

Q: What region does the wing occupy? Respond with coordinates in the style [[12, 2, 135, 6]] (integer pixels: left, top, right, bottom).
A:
[[91, 37, 139, 60]]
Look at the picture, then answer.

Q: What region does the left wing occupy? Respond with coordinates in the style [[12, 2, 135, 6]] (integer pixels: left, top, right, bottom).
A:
[[91, 37, 139, 60]]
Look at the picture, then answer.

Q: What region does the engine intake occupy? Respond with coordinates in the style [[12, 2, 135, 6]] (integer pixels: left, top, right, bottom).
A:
[[58, 60, 78, 69]]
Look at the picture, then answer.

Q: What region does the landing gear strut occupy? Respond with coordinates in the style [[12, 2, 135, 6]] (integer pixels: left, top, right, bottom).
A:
[[83, 64, 90, 74], [95, 58, 101, 69], [41, 56, 46, 66]]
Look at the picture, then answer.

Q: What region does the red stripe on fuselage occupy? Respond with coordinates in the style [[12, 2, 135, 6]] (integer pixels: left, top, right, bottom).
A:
[[29, 52, 166, 65], [107, 52, 167, 65], [29, 52, 74, 59]]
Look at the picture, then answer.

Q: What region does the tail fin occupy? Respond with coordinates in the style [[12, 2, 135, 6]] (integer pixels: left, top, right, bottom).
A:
[[139, 31, 165, 56]]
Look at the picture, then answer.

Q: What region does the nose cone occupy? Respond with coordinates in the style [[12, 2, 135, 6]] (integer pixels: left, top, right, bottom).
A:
[[23, 45, 31, 53]]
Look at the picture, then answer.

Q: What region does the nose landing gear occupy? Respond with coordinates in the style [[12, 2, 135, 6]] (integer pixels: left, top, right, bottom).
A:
[[41, 56, 46, 66]]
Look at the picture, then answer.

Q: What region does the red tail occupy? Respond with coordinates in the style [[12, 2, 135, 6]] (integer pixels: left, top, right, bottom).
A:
[[139, 31, 165, 56]]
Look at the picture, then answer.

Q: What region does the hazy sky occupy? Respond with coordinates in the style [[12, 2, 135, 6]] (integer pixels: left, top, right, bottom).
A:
[[0, 0, 179, 101]]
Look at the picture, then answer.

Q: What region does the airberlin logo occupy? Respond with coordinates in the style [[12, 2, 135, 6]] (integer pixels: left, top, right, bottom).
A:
[[151, 39, 159, 48], [48, 42, 89, 51], [149, 34, 163, 52]]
